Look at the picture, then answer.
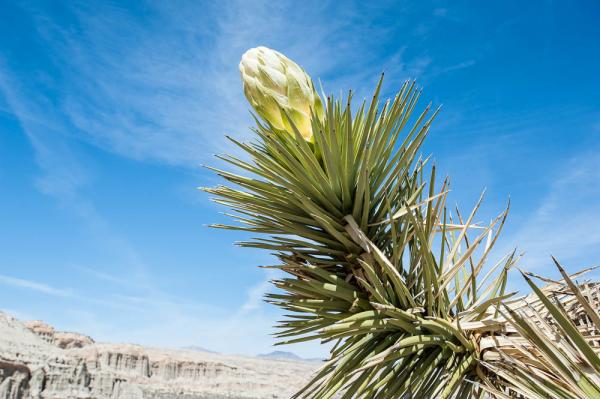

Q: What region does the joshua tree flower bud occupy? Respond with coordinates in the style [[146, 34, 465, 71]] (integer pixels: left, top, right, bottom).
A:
[[239, 46, 324, 141]]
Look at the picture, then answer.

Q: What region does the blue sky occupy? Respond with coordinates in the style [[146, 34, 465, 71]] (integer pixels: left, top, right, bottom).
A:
[[0, 1, 599, 358]]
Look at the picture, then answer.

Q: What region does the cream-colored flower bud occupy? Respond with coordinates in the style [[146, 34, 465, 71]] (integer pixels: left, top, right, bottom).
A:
[[239, 46, 324, 141]]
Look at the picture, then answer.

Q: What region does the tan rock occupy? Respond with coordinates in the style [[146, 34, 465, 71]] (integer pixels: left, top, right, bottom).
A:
[[24, 320, 94, 349]]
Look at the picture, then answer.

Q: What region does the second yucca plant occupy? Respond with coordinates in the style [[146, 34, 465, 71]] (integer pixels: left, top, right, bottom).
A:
[[206, 47, 600, 398]]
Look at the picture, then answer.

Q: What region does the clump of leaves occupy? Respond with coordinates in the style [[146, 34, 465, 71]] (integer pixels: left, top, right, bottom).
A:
[[481, 259, 600, 399], [207, 77, 518, 398], [207, 45, 600, 399]]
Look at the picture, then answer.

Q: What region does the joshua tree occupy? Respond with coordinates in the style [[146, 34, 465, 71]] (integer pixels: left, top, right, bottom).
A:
[[206, 46, 600, 398]]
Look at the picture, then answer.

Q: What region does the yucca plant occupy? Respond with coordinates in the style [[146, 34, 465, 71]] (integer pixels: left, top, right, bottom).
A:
[[205, 47, 600, 398], [480, 259, 600, 399]]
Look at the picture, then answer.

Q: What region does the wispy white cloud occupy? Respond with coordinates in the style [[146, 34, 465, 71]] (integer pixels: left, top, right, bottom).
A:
[[239, 272, 274, 314], [74, 265, 135, 287], [4, 1, 438, 168], [502, 152, 600, 273], [0, 271, 152, 313], [0, 63, 87, 201], [0, 274, 74, 298], [426, 59, 476, 79]]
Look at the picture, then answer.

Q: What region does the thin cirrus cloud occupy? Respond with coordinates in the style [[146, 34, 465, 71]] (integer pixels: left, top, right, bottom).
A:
[[504, 152, 600, 274], [0, 274, 74, 298], [4, 1, 437, 169]]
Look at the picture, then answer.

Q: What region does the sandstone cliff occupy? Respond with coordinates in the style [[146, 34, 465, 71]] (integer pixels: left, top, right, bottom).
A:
[[0, 312, 316, 399]]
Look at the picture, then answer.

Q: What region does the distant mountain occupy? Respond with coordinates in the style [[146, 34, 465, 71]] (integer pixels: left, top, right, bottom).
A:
[[181, 345, 218, 354], [258, 350, 303, 360], [258, 350, 323, 362]]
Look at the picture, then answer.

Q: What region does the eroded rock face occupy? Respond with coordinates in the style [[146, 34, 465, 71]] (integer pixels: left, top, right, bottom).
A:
[[0, 361, 29, 399], [150, 359, 235, 381], [0, 312, 316, 399], [24, 321, 95, 349]]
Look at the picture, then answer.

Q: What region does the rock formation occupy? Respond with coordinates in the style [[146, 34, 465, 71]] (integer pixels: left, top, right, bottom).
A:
[[24, 321, 95, 349], [0, 312, 316, 398]]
